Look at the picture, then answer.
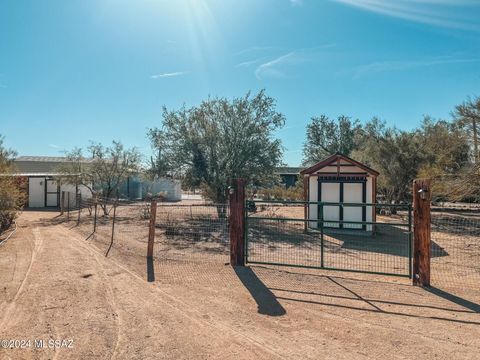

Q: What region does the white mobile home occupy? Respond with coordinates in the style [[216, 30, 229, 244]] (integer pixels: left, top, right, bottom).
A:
[[301, 153, 379, 232], [13, 156, 92, 209]]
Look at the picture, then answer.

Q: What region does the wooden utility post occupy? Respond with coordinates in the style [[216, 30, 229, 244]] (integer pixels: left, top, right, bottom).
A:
[[230, 178, 246, 266], [147, 200, 158, 259], [413, 179, 431, 286]]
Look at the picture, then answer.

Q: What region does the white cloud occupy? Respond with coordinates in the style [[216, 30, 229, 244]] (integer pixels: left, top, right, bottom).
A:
[[235, 46, 275, 56], [290, 0, 303, 6], [48, 144, 61, 149], [255, 52, 298, 79], [352, 56, 480, 77], [151, 71, 187, 79], [235, 58, 264, 68], [332, 0, 480, 31], [254, 45, 335, 79]]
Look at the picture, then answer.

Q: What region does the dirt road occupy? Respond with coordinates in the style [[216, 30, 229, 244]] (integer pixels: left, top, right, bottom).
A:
[[1, 211, 479, 359]]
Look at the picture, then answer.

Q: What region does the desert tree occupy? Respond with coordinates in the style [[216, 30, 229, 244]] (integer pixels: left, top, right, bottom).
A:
[[148, 90, 285, 210], [352, 118, 426, 203], [145, 130, 171, 180], [447, 162, 480, 202], [0, 135, 25, 232], [56, 141, 142, 214], [453, 96, 480, 165], [416, 116, 470, 200], [302, 115, 360, 166]]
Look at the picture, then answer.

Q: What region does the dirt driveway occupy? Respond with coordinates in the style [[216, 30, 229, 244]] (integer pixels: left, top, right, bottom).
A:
[[1, 211, 479, 359]]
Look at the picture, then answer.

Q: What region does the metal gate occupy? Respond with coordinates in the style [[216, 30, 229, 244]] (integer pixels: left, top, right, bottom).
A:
[[245, 200, 412, 277]]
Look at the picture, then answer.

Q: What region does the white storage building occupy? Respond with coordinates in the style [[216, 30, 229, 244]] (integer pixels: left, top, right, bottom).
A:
[[13, 156, 92, 209], [301, 153, 379, 232]]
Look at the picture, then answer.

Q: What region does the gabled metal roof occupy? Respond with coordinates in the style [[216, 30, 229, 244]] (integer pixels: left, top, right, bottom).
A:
[[300, 152, 379, 176]]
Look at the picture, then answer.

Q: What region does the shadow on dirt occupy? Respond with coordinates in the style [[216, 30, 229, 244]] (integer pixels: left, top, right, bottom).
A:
[[147, 256, 155, 282], [257, 266, 480, 325], [424, 287, 480, 313], [234, 266, 286, 316]]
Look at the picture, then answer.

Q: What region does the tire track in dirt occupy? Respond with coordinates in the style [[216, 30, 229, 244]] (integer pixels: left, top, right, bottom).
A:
[[71, 235, 122, 360], [0, 226, 43, 331], [60, 226, 289, 359], [42, 225, 121, 360]]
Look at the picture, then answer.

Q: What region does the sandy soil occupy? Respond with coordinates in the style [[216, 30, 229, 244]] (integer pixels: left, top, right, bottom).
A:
[[1, 211, 480, 360]]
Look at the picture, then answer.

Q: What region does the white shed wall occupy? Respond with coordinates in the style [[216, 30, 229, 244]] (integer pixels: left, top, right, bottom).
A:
[[60, 184, 92, 208], [307, 163, 375, 231], [28, 178, 45, 207], [143, 178, 182, 202], [308, 176, 317, 228]]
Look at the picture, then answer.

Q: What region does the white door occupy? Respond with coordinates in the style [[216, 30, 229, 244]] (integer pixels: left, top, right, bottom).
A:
[[46, 179, 58, 207], [321, 183, 340, 228], [343, 183, 363, 229], [28, 177, 45, 207]]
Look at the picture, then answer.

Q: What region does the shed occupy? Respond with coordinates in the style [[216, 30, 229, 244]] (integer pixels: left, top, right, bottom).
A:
[[12, 156, 92, 209], [300, 153, 379, 231]]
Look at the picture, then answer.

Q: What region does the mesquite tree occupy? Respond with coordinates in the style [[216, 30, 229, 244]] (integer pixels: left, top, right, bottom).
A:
[[302, 115, 360, 166], [57, 141, 141, 215], [148, 90, 285, 212]]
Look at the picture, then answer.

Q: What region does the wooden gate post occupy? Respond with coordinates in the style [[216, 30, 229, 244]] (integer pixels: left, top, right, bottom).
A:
[[303, 175, 309, 233], [413, 179, 431, 286], [147, 200, 158, 259], [229, 178, 246, 266]]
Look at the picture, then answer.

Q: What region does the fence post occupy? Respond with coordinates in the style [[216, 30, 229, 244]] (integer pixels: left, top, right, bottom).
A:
[[93, 197, 98, 233], [413, 179, 431, 286], [303, 175, 309, 233], [147, 200, 158, 259], [77, 193, 82, 225], [106, 201, 117, 257], [61, 191, 65, 215], [229, 178, 246, 266], [67, 192, 71, 220]]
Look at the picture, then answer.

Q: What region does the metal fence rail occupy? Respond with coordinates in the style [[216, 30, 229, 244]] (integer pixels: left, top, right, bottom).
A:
[[246, 201, 412, 277]]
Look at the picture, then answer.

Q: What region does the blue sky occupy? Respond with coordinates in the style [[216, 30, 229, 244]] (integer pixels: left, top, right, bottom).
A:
[[1, 0, 479, 166]]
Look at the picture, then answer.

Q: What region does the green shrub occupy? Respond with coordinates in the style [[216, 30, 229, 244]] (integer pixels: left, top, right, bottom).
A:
[[0, 134, 26, 233], [0, 178, 25, 233]]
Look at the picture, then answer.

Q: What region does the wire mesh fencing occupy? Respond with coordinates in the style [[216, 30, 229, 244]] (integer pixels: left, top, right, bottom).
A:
[[155, 203, 230, 264], [246, 201, 412, 277], [59, 192, 150, 259], [59, 193, 231, 266], [57, 190, 479, 286], [431, 208, 480, 289]]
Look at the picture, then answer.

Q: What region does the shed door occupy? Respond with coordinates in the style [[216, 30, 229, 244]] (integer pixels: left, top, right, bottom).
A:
[[343, 183, 363, 229], [46, 179, 58, 207], [321, 183, 340, 228], [28, 178, 45, 207]]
